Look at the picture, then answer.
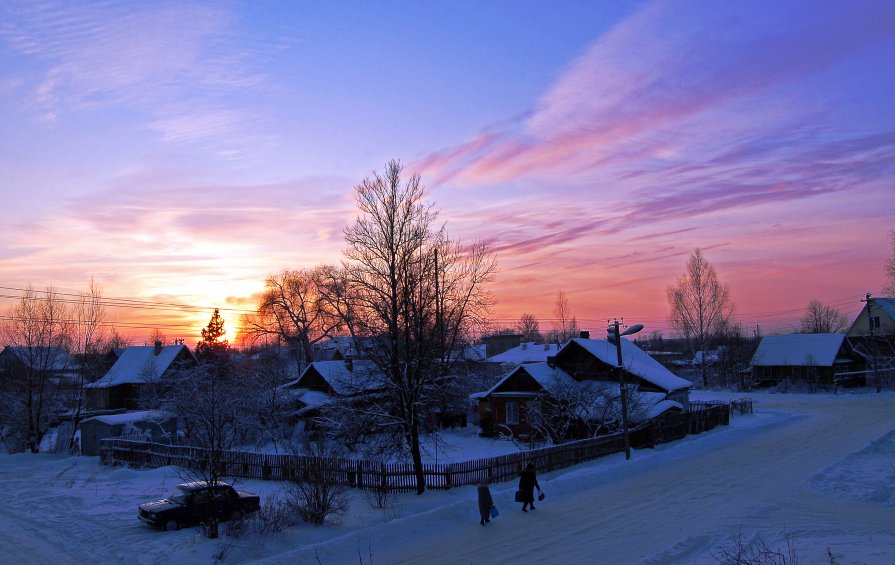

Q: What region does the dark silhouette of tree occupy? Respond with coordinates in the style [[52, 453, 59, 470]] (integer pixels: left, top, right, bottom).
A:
[[552, 291, 575, 342], [667, 249, 734, 387], [196, 308, 229, 363], [799, 299, 848, 333], [240, 267, 340, 372], [340, 159, 496, 494], [0, 286, 71, 453], [517, 313, 541, 343]]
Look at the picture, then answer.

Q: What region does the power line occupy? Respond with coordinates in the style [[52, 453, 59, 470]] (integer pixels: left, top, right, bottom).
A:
[[0, 286, 256, 315], [0, 315, 200, 332]]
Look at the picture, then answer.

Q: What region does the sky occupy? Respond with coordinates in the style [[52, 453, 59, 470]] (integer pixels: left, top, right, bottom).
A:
[[1, 0, 894, 343]]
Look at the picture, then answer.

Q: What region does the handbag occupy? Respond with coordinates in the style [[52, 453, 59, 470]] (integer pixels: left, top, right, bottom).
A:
[[538, 491, 545, 501], [489, 505, 499, 519], [514, 490, 523, 502]]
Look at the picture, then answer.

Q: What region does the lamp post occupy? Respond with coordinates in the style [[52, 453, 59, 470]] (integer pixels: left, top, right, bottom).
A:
[[608, 319, 643, 460]]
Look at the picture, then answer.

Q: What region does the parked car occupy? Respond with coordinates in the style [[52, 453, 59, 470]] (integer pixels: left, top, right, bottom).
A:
[[138, 481, 260, 531]]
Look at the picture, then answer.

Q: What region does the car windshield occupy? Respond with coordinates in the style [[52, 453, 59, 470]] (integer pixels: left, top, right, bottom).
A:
[[167, 486, 191, 505]]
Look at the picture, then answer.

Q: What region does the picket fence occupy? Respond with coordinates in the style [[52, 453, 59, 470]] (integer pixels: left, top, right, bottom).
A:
[[100, 404, 732, 492]]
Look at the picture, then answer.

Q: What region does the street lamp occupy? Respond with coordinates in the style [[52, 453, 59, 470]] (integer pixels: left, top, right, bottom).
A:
[[608, 319, 643, 460]]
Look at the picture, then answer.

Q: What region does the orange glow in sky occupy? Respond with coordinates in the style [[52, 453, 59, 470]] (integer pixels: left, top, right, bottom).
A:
[[1, 1, 893, 343]]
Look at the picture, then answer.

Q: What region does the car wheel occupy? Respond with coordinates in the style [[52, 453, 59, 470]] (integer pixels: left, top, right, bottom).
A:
[[164, 520, 179, 531], [230, 510, 243, 522]]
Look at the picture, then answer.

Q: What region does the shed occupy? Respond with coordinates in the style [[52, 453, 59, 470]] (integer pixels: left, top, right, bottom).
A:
[[750, 333, 858, 386], [79, 410, 177, 456]]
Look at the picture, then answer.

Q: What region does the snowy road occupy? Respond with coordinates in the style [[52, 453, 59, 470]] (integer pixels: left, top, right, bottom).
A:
[[1, 393, 894, 564], [269, 394, 895, 564]]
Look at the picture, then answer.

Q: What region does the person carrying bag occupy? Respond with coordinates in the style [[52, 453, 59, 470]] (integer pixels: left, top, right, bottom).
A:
[[518, 463, 541, 512]]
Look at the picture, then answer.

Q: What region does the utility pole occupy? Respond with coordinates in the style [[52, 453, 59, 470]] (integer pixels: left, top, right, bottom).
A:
[[608, 318, 643, 460], [861, 293, 879, 393]]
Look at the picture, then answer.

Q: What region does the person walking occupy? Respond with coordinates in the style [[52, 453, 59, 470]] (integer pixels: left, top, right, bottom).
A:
[[518, 463, 541, 512], [477, 482, 494, 525]]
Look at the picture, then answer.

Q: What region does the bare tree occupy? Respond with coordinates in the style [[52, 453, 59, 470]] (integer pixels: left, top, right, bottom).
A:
[[284, 439, 350, 525], [517, 313, 541, 343], [65, 279, 109, 451], [884, 230, 895, 297], [525, 379, 647, 444], [149, 328, 167, 346], [799, 299, 848, 334], [667, 249, 735, 387], [107, 328, 131, 351], [166, 363, 251, 538], [551, 291, 578, 342], [241, 267, 341, 373], [341, 159, 496, 494], [246, 345, 301, 453], [0, 286, 72, 453]]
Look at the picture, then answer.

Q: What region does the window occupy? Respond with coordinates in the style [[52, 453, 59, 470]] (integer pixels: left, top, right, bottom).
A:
[[505, 401, 519, 424], [872, 316, 881, 329]]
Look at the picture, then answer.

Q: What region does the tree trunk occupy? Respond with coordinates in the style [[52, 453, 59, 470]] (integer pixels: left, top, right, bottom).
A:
[[409, 419, 425, 495]]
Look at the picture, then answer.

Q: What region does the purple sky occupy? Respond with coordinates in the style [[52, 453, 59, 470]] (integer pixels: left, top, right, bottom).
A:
[[1, 0, 893, 341]]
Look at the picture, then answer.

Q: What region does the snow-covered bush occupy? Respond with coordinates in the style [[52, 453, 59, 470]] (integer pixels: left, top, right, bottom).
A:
[[257, 493, 293, 533], [286, 472, 350, 525]]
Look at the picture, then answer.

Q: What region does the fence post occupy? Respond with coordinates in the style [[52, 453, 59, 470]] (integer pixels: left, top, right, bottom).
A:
[[445, 464, 452, 490]]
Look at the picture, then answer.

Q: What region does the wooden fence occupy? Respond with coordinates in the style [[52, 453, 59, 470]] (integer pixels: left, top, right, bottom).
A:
[[100, 404, 732, 492], [689, 397, 753, 416]]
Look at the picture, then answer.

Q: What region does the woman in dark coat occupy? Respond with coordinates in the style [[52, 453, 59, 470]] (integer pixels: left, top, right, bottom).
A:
[[518, 463, 541, 512], [477, 483, 494, 525]]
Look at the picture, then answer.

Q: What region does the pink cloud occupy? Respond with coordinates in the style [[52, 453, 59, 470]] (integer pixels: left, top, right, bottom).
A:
[[418, 0, 895, 186]]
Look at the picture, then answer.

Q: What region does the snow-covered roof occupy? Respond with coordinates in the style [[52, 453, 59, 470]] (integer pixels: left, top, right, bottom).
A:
[[81, 410, 174, 426], [288, 389, 332, 410], [299, 359, 381, 395], [463, 344, 488, 362], [567, 338, 691, 393], [692, 348, 725, 366], [647, 399, 684, 419], [750, 333, 846, 367], [86, 345, 192, 388], [487, 342, 563, 364], [479, 362, 577, 398], [873, 298, 895, 321], [1, 346, 73, 371]]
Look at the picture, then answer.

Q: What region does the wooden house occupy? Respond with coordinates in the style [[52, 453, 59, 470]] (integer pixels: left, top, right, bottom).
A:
[[85, 342, 196, 410], [847, 297, 895, 337], [474, 337, 691, 439], [278, 359, 382, 423], [749, 333, 860, 387], [845, 297, 895, 387]]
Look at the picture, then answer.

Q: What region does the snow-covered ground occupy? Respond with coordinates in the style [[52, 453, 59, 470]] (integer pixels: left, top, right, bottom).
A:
[[1, 391, 894, 564]]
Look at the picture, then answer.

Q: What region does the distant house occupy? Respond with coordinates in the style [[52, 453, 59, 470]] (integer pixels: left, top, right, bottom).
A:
[[474, 337, 691, 439], [0, 346, 77, 390], [749, 334, 860, 387], [479, 334, 524, 357], [278, 359, 382, 423], [847, 297, 895, 337], [486, 342, 563, 365], [85, 342, 196, 411]]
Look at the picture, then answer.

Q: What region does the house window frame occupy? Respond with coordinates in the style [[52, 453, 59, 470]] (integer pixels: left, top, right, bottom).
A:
[[505, 400, 519, 425]]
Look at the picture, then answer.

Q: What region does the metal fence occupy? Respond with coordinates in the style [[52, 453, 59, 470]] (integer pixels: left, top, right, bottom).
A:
[[100, 403, 733, 492]]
